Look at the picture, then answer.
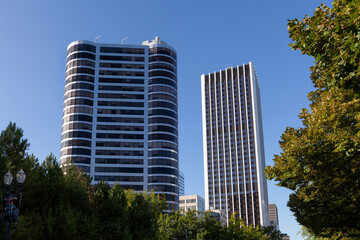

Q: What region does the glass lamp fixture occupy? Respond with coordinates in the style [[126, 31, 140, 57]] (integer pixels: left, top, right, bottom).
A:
[[16, 169, 26, 184], [4, 171, 13, 186]]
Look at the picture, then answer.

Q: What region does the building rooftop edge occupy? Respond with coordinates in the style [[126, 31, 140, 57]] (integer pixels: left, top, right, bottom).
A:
[[67, 37, 176, 52], [201, 61, 253, 76]]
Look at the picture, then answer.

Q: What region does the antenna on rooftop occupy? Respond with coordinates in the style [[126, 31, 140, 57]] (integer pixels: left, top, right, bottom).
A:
[[95, 35, 101, 43], [122, 37, 128, 44]]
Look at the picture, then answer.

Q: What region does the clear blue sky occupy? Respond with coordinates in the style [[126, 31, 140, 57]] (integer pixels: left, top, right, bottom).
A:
[[0, 0, 332, 239]]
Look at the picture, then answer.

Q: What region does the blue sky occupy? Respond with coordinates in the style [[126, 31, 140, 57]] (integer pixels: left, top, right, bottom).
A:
[[0, 0, 332, 239]]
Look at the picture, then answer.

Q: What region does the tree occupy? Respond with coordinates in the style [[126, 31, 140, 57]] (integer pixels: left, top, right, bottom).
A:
[[0, 122, 33, 186], [266, 0, 360, 238], [288, 0, 360, 94]]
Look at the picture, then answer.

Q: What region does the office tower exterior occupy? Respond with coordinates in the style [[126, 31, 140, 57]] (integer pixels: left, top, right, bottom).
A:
[[269, 203, 279, 230], [179, 170, 185, 195], [179, 194, 205, 212], [61, 37, 179, 211], [201, 62, 269, 226]]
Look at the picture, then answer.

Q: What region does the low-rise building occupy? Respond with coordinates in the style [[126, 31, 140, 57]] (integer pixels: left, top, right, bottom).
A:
[[269, 203, 279, 230], [179, 195, 205, 212]]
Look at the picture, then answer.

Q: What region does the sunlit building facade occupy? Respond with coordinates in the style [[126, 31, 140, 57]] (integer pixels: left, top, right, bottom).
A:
[[61, 37, 179, 211], [201, 62, 269, 226]]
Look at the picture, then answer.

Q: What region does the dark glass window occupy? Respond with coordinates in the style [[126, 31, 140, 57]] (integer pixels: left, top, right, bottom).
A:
[[61, 147, 91, 156], [97, 108, 144, 115], [96, 133, 143, 140], [98, 101, 144, 107], [148, 125, 178, 135], [65, 82, 94, 92], [63, 106, 93, 116], [61, 139, 91, 148], [149, 55, 176, 65], [118, 185, 143, 191], [66, 67, 95, 77], [65, 75, 94, 85], [148, 158, 178, 168], [148, 184, 178, 193], [95, 149, 143, 156], [95, 167, 143, 173], [94, 175, 143, 182], [67, 52, 95, 61], [148, 141, 177, 151], [62, 156, 90, 164], [99, 62, 144, 69], [63, 114, 93, 123], [62, 122, 92, 131], [96, 141, 144, 148], [99, 77, 144, 84], [149, 85, 176, 96], [61, 131, 92, 140], [100, 55, 144, 62], [99, 70, 144, 77], [149, 70, 176, 81], [148, 167, 178, 176], [98, 85, 144, 92], [67, 60, 95, 70], [149, 93, 176, 103], [148, 133, 177, 142], [149, 109, 177, 119], [64, 90, 93, 100], [97, 116, 144, 123], [148, 101, 177, 112], [95, 158, 143, 164], [148, 176, 177, 184], [67, 44, 96, 55], [63, 98, 93, 108], [148, 150, 178, 159], [149, 62, 176, 72], [96, 125, 143, 131], [148, 117, 177, 126], [100, 47, 145, 54], [98, 93, 144, 100], [149, 78, 176, 88], [149, 47, 176, 59]]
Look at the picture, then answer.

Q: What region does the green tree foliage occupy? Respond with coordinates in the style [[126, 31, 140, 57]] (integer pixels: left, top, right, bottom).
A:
[[288, 0, 360, 94], [266, 0, 360, 238], [157, 210, 276, 240], [0, 122, 166, 240], [0, 122, 279, 239]]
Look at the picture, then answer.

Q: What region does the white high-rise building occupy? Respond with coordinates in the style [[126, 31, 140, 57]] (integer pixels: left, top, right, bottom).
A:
[[61, 37, 179, 211], [201, 62, 269, 226]]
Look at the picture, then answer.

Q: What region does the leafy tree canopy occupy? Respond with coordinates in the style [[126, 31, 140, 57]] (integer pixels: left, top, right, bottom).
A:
[[288, 0, 360, 94], [266, 0, 360, 238]]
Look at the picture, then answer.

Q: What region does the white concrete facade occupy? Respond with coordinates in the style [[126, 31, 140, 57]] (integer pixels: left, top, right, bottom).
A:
[[201, 63, 269, 226], [61, 37, 179, 211], [179, 194, 205, 212]]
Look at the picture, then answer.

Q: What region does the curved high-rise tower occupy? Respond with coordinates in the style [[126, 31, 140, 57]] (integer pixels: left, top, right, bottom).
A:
[[61, 37, 178, 211], [143, 37, 179, 211]]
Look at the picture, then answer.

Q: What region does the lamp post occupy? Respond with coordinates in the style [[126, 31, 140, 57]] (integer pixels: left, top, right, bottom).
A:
[[2, 169, 26, 240]]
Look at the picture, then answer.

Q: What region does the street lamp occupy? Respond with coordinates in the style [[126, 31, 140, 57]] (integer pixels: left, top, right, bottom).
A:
[[4, 171, 13, 186], [2, 169, 26, 240]]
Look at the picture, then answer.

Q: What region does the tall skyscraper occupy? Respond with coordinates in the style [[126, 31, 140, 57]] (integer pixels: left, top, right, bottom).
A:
[[201, 62, 269, 226], [61, 37, 179, 211], [179, 170, 185, 196]]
